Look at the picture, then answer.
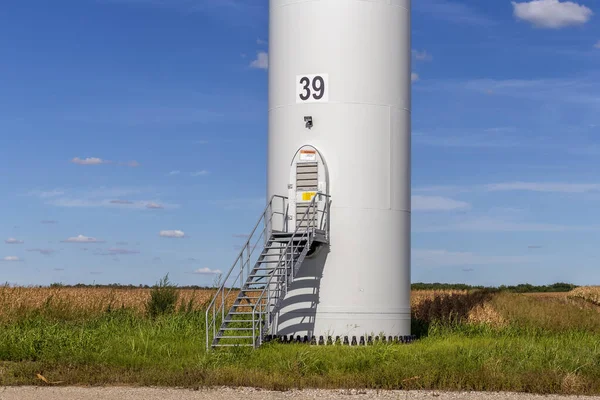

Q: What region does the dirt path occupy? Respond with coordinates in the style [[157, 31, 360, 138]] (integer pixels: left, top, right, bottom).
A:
[[0, 387, 596, 400]]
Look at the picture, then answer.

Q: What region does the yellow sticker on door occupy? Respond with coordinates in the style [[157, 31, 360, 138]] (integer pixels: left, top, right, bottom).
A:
[[302, 192, 316, 201]]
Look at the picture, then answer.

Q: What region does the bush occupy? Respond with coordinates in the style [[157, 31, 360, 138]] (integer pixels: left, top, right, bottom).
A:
[[146, 274, 179, 318]]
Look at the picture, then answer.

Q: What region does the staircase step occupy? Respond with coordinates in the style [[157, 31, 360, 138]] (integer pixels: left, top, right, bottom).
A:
[[221, 328, 255, 331], [223, 319, 255, 324], [216, 336, 254, 339], [233, 299, 266, 303], [232, 305, 265, 309]]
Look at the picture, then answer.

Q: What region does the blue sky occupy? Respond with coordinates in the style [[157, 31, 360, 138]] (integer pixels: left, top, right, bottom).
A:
[[1, 0, 599, 287]]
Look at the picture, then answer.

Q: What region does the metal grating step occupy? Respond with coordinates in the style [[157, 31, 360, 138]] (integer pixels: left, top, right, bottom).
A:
[[221, 328, 255, 331], [223, 319, 255, 324], [216, 336, 254, 339]]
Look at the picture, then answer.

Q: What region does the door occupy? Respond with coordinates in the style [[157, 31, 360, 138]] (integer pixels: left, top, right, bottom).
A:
[[288, 145, 328, 232]]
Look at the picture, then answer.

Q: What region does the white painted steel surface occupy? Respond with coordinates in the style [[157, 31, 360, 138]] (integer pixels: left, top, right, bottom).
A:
[[267, 0, 411, 338]]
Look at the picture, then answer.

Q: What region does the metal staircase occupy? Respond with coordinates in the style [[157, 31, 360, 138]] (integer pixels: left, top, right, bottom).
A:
[[205, 192, 331, 349]]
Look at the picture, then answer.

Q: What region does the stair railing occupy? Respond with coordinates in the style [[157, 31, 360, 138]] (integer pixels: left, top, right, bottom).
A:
[[205, 194, 288, 350], [252, 192, 331, 347]]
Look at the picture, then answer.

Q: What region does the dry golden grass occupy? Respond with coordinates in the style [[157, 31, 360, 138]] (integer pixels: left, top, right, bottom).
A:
[[411, 289, 506, 326], [0, 286, 506, 326], [0, 287, 225, 319], [524, 289, 600, 314], [568, 286, 600, 307]]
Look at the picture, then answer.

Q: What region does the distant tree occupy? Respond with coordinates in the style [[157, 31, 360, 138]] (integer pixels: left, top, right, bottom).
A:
[[412, 282, 578, 293]]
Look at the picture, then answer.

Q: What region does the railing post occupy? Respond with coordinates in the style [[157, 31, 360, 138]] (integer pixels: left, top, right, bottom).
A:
[[252, 308, 256, 348], [206, 309, 209, 350], [284, 248, 288, 289], [221, 285, 225, 322], [245, 242, 250, 282]]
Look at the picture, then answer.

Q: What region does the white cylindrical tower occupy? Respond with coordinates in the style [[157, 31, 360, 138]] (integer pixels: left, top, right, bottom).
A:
[[267, 0, 411, 340]]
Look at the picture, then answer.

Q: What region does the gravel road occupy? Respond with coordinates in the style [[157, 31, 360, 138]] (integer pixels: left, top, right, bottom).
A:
[[0, 387, 596, 400]]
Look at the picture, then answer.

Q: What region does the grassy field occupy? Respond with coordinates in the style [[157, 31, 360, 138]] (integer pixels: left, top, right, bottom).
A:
[[1, 284, 600, 394]]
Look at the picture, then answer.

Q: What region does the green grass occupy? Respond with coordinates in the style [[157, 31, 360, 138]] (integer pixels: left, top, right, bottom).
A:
[[1, 292, 600, 394]]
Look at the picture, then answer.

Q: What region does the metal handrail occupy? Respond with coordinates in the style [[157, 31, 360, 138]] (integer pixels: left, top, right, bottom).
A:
[[252, 192, 331, 347], [205, 194, 288, 349]]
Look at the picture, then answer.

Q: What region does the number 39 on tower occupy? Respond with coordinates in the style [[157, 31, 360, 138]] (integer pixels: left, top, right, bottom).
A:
[[296, 74, 329, 103]]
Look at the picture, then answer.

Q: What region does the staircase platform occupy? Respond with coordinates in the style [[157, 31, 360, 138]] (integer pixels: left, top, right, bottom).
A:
[[271, 230, 328, 243]]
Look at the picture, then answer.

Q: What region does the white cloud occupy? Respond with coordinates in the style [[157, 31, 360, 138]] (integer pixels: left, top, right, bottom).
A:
[[414, 129, 522, 148], [191, 170, 209, 177], [5, 238, 24, 245], [256, 38, 267, 45], [413, 50, 433, 61], [412, 195, 470, 212], [38, 190, 65, 198], [193, 267, 222, 275], [212, 197, 266, 210], [2, 256, 21, 262], [110, 199, 134, 205], [100, 0, 261, 18], [160, 230, 186, 238], [414, 0, 493, 26], [595, 40, 600, 49], [71, 157, 140, 167], [27, 248, 55, 255], [146, 202, 164, 209], [413, 249, 535, 268], [512, 0, 593, 28], [421, 75, 600, 113], [168, 170, 181, 176], [61, 235, 105, 244], [38, 187, 180, 211], [71, 157, 108, 165], [41, 220, 58, 224], [52, 198, 179, 210], [413, 185, 469, 194], [250, 51, 268, 70], [485, 182, 600, 193], [106, 248, 140, 255], [411, 73, 420, 82], [417, 216, 596, 233]]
